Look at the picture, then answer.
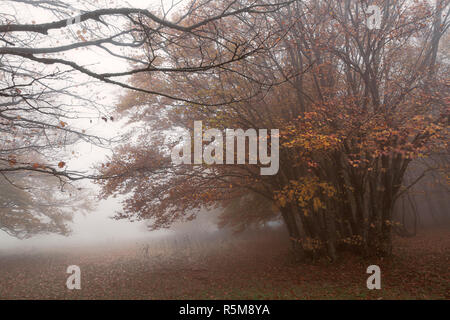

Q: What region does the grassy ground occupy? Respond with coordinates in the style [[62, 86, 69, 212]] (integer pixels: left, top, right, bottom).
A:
[[0, 227, 448, 299]]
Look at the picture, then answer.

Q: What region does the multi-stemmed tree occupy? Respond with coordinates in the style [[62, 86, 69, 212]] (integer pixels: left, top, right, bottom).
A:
[[99, 0, 449, 259]]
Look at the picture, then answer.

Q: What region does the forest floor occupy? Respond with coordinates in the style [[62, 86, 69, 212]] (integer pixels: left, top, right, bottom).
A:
[[0, 227, 448, 300]]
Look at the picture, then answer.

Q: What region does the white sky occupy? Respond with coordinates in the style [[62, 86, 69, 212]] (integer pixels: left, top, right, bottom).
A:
[[0, 0, 189, 251]]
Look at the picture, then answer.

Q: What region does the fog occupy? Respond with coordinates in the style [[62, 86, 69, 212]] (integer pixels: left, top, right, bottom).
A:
[[0, 193, 228, 253], [0, 0, 190, 253]]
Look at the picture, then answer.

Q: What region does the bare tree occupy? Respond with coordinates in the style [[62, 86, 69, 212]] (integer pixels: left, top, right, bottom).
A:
[[1, 0, 294, 182]]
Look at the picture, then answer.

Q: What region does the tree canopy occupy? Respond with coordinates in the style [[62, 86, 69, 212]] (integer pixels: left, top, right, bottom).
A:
[[99, 0, 449, 260]]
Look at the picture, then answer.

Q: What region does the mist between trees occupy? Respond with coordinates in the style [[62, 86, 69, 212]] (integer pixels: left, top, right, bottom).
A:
[[0, 0, 449, 263]]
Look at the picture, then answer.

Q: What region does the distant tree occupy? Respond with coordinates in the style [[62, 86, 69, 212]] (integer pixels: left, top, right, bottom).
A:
[[218, 193, 278, 233], [0, 171, 93, 239]]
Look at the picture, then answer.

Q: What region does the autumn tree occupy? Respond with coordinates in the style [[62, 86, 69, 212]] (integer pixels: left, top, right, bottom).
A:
[[99, 0, 449, 260], [0, 166, 93, 239], [1, 0, 292, 235]]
